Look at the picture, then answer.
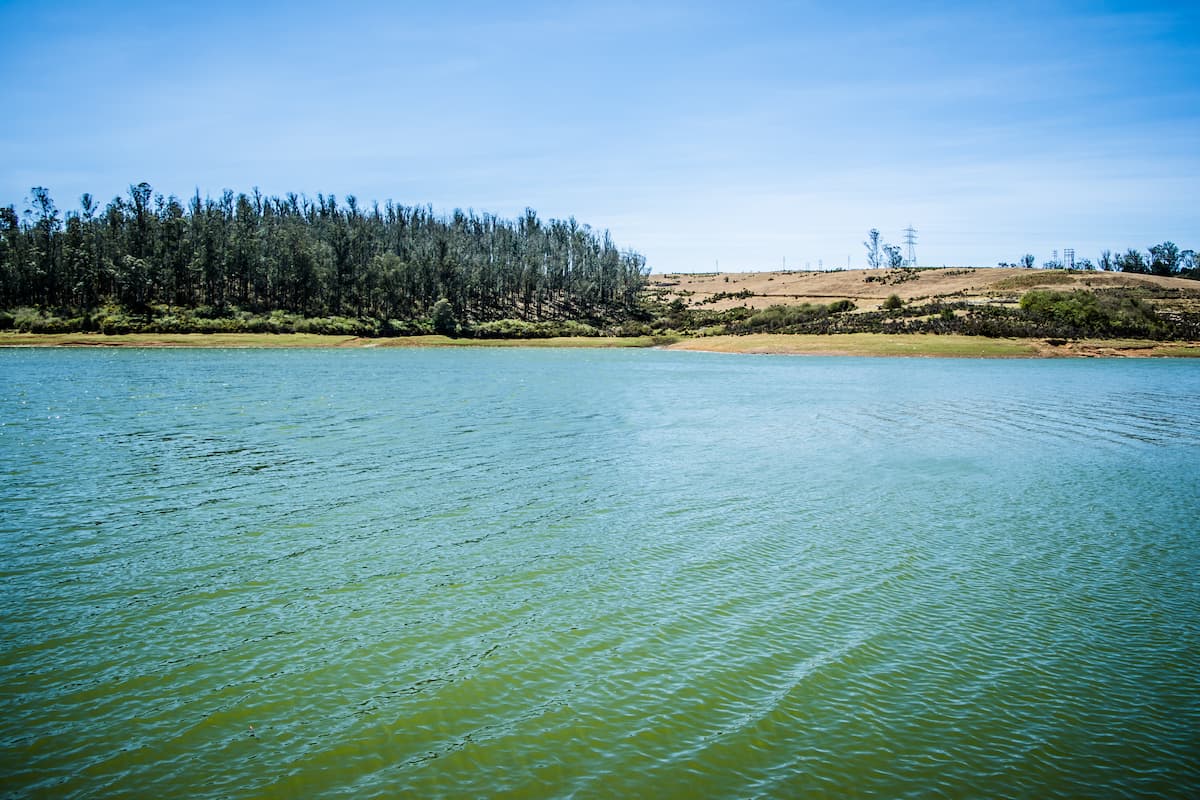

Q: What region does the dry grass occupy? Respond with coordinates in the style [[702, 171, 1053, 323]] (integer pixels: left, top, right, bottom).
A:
[[992, 272, 1077, 289], [650, 268, 1200, 312]]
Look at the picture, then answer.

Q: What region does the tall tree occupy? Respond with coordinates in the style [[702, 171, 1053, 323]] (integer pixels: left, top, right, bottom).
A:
[[864, 229, 881, 269], [1149, 241, 1180, 276], [1117, 248, 1148, 274]]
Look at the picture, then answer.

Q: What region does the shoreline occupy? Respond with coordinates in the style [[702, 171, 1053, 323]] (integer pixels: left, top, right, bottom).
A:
[[0, 332, 667, 350], [665, 333, 1200, 359], [2, 331, 1199, 357]]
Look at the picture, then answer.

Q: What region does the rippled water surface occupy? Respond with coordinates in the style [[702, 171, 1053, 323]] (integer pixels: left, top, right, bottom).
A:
[[2, 348, 1198, 798]]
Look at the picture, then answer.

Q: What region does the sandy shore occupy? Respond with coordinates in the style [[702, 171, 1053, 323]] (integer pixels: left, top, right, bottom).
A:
[[666, 333, 1200, 358], [2, 331, 1198, 357]]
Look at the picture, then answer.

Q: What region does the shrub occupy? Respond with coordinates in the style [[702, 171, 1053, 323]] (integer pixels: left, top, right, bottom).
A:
[[553, 320, 600, 337], [882, 294, 904, 310], [431, 298, 458, 336], [471, 318, 543, 338], [1019, 289, 1164, 337], [612, 321, 651, 337], [381, 318, 431, 336], [470, 318, 600, 339]]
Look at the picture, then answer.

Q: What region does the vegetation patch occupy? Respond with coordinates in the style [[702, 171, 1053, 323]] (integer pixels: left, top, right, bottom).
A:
[[863, 267, 927, 285], [732, 300, 857, 333], [695, 289, 755, 305], [994, 272, 1077, 289], [1018, 289, 1167, 338], [469, 318, 600, 339]]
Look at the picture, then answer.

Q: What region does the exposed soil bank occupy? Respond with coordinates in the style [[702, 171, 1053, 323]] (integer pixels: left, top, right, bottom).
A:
[[2, 331, 1198, 357]]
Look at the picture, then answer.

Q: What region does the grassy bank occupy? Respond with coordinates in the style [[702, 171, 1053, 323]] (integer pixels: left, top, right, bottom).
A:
[[0, 332, 676, 349]]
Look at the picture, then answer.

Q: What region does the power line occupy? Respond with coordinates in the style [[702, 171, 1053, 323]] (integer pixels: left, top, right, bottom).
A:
[[903, 225, 917, 267]]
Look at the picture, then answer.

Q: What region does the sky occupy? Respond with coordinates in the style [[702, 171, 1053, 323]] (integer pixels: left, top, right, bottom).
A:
[[1, 0, 1197, 272]]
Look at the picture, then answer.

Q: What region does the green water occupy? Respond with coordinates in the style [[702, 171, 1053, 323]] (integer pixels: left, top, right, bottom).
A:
[[1, 348, 1198, 798]]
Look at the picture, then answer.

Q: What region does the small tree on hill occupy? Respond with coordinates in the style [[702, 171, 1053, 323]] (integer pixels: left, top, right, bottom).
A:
[[1117, 249, 1147, 274], [1149, 242, 1180, 276]]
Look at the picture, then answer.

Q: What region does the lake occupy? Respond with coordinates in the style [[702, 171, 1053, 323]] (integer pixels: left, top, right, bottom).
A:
[[1, 348, 1198, 798]]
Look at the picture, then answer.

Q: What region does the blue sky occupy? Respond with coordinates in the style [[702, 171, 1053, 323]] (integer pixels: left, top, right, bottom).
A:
[[2, 0, 1197, 272]]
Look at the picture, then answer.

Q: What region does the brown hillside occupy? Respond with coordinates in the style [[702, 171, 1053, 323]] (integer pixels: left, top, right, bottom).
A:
[[649, 268, 1200, 312]]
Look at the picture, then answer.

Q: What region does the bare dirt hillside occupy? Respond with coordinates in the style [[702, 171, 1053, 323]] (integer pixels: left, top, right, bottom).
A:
[[649, 268, 1200, 312]]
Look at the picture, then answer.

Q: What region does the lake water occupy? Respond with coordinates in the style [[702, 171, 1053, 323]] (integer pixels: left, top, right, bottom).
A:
[[1, 348, 1198, 798]]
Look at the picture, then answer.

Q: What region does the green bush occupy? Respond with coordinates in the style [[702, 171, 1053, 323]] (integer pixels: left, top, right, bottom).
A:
[[470, 318, 539, 338], [431, 298, 458, 337], [291, 316, 378, 336], [612, 321, 651, 337], [882, 294, 904, 310], [553, 320, 600, 337], [382, 318, 431, 336], [242, 316, 271, 333], [470, 318, 600, 339], [741, 300, 854, 332], [745, 304, 817, 331], [1019, 289, 1166, 337]]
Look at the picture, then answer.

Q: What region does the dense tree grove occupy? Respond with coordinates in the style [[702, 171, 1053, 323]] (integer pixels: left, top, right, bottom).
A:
[[0, 183, 649, 325]]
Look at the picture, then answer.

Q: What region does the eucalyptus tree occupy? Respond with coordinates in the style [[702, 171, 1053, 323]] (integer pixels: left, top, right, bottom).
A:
[[1149, 242, 1179, 276], [1117, 249, 1148, 274], [864, 229, 881, 269], [0, 183, 650, 326], [28, 187, 61, 305]]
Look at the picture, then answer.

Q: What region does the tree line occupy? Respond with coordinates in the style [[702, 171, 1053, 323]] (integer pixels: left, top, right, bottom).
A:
[[862, 228, 1198, 278], [0, 183, 649, 325], [999, 243, 1198, 277]]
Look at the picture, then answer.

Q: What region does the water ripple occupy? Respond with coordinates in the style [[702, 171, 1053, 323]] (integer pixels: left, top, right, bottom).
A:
[[1, 350, 1197, 798]]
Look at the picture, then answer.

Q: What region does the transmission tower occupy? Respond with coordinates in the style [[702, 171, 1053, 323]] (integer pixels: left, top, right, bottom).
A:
[[903, 225, 918, 267], [1063, 248, 1075, 270]]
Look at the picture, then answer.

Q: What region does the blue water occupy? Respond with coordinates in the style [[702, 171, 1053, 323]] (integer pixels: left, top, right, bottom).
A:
[[1, 348, 1198, 798]]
